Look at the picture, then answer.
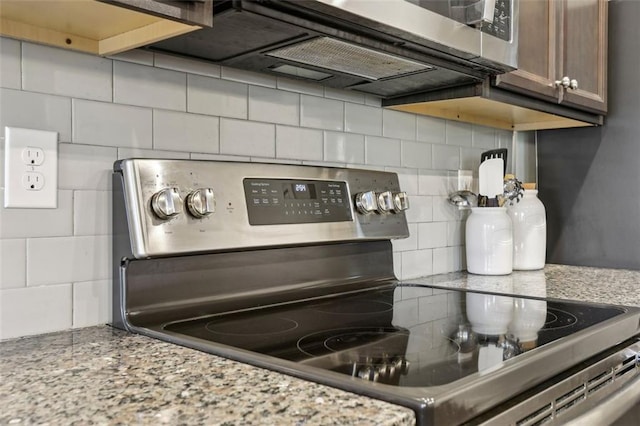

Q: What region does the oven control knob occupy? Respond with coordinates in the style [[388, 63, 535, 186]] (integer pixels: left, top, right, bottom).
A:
[[376, 191, 394, 213], [393, 192, 409, 212], [355, 191, 377, 214], [186, 188, 215, 218], [357, 366, 379, 382], [151, 187, 182, 220]]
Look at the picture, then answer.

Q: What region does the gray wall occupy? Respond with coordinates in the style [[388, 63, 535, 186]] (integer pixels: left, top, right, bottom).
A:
[[537, 0, 640, 269]]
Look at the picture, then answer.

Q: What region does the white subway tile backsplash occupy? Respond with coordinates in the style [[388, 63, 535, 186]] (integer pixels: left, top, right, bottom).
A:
[[187, 74, 248, 119], [366, 136, 401, 166], [402, 141, 431, 169], [384, 167, 418, 195], [417, 115, 446, 144], [220, 119, 275, 158], [404, 195, 433, 223], [58, 143, 117, 191], [114, 61, 186, 111], [249, 86, 299, 126], [432, 144, 460, 170], [418, 170, 451, 196], [324, 87, 365, 104], [324, 132, 364, 164], [117, 147, 190, 159], [0, 88, 71, 142], [27, 235, 111, 286], [0, 37, 20, 89], [460, 147, 485, 171], [22, 43, 112, 101], [73, 280, 111, 328], [221, 66, 277, 87], [446, 121, 472, 147], [276, 77, 324, 97], [73, 99, 152, 148], [154, 53, 221, 77], [433, 196, 464, 222], [0, 38, 476, 338], [345, 104, 382, 136], [383, 110, 416, 140], [0, 190, 73, 238], [301, 95, 343, 131], [153, 110, 219, 154], [0, 239, 26, 289], [0, 284, 72, 339], [74, 191, 111, 236], [190, 153, 251, 162], [392, 223, 418, 252], [400, 249, 433, 280], [276, 126, 323, 160], [365, 95, 382, 107], [108, 49, 154, 66], [472, 125, 497, 149], [447, 220, 465, 247], [433, 246, 463, 275], [418, 222, 448, 249]]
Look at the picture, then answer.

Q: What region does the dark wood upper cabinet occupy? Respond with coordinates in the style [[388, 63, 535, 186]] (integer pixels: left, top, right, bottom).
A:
[[495, 0, 607, 114]]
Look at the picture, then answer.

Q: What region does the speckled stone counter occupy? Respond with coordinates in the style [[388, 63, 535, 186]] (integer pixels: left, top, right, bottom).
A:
[[2, 264, 639, 425], [0, 326, 415, 425], [406, 264, 640, 307]]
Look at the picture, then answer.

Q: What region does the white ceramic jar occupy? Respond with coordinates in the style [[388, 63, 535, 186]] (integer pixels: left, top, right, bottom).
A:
[[507, 185, 547, 270], [465, 207, 513, 275]]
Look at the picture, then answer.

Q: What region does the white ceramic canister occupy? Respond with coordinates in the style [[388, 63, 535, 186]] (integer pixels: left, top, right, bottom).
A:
[[465, 207, 513, 275], [507, 184, 547, 270]]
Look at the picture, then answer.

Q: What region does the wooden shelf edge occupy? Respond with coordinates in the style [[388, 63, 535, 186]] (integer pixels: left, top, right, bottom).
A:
[[387, 97, 597, 131], [99, 20, 198, 55], [0, 17, 100, 54]]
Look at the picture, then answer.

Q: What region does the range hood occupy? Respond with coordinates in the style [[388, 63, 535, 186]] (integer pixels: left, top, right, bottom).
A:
[[148, 0, 519, 99]]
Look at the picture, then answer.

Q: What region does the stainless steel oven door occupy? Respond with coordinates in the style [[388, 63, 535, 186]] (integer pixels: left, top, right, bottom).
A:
[[564, 380, 640, 426]]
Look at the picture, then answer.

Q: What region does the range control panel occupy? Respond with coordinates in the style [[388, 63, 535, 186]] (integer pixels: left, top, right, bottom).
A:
[[244, 178, 352, 225], [114, 159, 410, 258]]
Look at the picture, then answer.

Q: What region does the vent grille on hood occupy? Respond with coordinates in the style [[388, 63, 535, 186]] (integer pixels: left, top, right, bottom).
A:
[[266, 37, 434, 81]]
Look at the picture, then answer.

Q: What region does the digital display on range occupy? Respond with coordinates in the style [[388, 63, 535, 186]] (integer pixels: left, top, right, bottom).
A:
[[284, 183, 317, 200], [243, 178, 352, 225]]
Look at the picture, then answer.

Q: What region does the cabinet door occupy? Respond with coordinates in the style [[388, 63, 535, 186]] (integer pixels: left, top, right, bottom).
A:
[[559, 0, 607, 113], [494, 0, 560, 103]]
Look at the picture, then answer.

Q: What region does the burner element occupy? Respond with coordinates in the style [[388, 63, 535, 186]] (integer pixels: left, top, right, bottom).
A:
[[205, 317, 298, 336], [544, 308, 578, 330]]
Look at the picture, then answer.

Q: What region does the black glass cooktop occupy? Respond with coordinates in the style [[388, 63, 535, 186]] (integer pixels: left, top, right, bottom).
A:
[[164, 284, 625, 387]]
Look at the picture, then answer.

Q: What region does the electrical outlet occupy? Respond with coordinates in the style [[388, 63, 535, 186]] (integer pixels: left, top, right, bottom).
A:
[[4, 127, 58, 208], [457, 170, 474, 191], [22, 147, 45, 166], [22, 172, 45, 190]]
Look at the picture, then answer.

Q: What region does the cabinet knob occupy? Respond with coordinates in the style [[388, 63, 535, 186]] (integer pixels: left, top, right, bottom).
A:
[[555, 76, 571, 88], [569, 79, 579, 90]]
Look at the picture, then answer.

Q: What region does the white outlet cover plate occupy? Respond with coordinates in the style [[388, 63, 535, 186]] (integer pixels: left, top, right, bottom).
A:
[[4, 126, 58, 208]]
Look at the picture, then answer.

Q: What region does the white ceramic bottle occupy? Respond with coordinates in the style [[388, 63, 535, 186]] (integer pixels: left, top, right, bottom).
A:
[[465, 207, 513, 275], [507, 183, 547, 270]]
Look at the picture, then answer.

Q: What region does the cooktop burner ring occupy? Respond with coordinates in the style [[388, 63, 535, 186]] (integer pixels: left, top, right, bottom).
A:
[[544, 308, 579, 330], [297, 327, 407, 358], [205, 317, 299, 336]]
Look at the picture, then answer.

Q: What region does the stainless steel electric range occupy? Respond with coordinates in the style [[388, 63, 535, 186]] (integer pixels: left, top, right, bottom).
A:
[[112, 159, 640, 425]]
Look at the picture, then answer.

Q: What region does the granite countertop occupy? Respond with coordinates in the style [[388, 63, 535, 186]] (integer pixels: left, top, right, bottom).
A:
[[2, 264, 640, 425]]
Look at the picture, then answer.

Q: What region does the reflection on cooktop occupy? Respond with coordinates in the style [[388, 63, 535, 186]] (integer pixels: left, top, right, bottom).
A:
[[164, 284, 625, 388]]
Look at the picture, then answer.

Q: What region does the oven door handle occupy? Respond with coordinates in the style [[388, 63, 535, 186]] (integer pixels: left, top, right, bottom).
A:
[[563, 374, 640, 426]]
